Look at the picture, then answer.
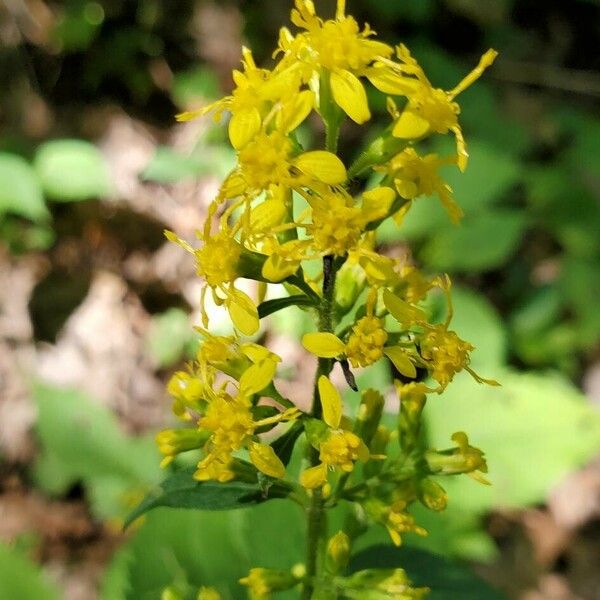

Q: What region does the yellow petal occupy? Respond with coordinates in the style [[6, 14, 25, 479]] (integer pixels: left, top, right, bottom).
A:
[[392, 109, 430, 139], [382, 289, 426, 324], [383, 346, 417, 378], [361, 186, 396, 222], [249, 442, 286, 478], [302, 332, 345, 358], [366, 66, 418, 96], [228, 107, 261, 150], [250, 197, 287, 231], [330, 69, 371, 124], [239, 360, 277, 396], [295, 151, 347, 184], [262, 254, 301, 282], [221, 172, 246, 199], [318, 375, 342, 429], [449, 49, 498, 99], [300, 463, 328, 489], [228, 289, 259, 335], [276, 89, 315, 134]]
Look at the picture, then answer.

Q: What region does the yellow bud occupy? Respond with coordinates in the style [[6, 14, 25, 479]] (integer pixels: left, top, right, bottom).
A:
[[326, 531, 351, 574]]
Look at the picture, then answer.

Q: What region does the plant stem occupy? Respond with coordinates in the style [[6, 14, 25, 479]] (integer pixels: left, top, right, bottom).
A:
[[302, 254, 340, 600]]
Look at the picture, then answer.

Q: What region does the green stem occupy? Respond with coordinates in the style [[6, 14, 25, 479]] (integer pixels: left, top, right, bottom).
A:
[[302, 255, 340, 600]]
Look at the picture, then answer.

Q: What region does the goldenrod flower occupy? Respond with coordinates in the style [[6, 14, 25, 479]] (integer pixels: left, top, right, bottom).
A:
[[277, 0, 394, 123], [375, 46, 497, 170], [382, 147, 463, 223], [300, 376, 368, 492], [426, 432, 490, 485], [177, 47, 309, 150]]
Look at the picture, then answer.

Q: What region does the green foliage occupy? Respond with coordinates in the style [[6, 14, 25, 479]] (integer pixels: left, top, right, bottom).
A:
[[32, 383, 161, 519], [0, 543, 61, 600], [145, 308, 196, 368], [104, 501, 304, 600], [141, 146, 235, 184], [0, 153, 48, 222], [34, 139, 111, 201], [125, 467, 293, 528]]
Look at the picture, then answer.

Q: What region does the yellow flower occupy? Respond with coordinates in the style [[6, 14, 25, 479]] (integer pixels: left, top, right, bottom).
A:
[[177, 47, 310, 150], [165, 229, 259, 336], [426, 432, 490, 485], [419, 325, 474, 389], [375, 46, 497, 170], [198, 588, 222, 600], [302, 185, 395, 257], [223, 130, 346, 202], [239, 567, 300, 599], [382, 147, 463, 223], [156, 428, 208, 468], [277, 0, 393, 123], [167, 370, 205, 419], [302, 293, 418, 378], [300, 376, 369, 491], [384, 501, 428, 547]]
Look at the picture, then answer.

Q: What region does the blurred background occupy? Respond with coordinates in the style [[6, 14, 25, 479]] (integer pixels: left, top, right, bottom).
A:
[[1, 0, 599, 598]]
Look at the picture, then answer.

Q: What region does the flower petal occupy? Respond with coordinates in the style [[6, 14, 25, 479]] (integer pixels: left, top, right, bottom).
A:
[[382, 289, 426, 324], [295, 151, 347, 184], [302, 332, 345, 358], [249, 442, 286, 478], [228, 107, 262, 150], [318, 375, 342, 429], [300, 463, 328, 489], [276, 89, 315, 134], [330, 69, 371, 124], [228, 289, 259, 335], [239, 360, 277, 396], [384, 346, 417, 378], [392, 109, 430, 139]]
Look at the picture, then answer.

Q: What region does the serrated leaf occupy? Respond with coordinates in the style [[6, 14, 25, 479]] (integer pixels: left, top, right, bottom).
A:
[[0, 543, 61, 600], [420, 209, 527, 272], [0, 153, 48, 221], [35, 139, 110, 201], [350, 545, 506, 599], [105, 500, 305, 599], [124, 467, 292, 528], [425, 370, 600, 515]]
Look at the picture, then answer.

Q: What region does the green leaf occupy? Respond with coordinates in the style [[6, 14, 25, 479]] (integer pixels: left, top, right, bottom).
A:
[[350, 545, 506, 599], [425, 370, 600, 515], [448, 287, 506, 370], [32, 383, 161, 519], [34, 139, 111, 201], [420, 209, 527, 272], [141, 146, 235, 183], [392, 141, 522, 243], [0, 153, 48, 221], [124, 467, 292, 528], [145, 308, 194, 368], [172, 66, 221, 107], [104, 500, 305, 599], [258, 295, 316, 318], [0, 543, 61, 600]]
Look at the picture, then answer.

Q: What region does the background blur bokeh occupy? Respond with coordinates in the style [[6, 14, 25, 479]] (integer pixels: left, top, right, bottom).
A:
[[1, 1, 599, 599]]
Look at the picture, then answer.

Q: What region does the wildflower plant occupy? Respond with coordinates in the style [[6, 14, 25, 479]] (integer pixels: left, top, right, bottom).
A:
[[134, 2, 500, 598]]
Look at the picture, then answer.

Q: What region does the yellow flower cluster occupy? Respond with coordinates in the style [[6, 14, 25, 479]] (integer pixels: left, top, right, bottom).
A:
[[155, 2, 499, 598]]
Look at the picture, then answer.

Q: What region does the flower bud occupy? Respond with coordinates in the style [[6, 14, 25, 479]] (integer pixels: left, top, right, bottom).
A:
[[197, 588, 222, 600], [354, 389, 384, 446], [239, 567, 300, 599], [326, 531, 351, 574], [335, 262, 366, 313], [418, 478, 447, 512]]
